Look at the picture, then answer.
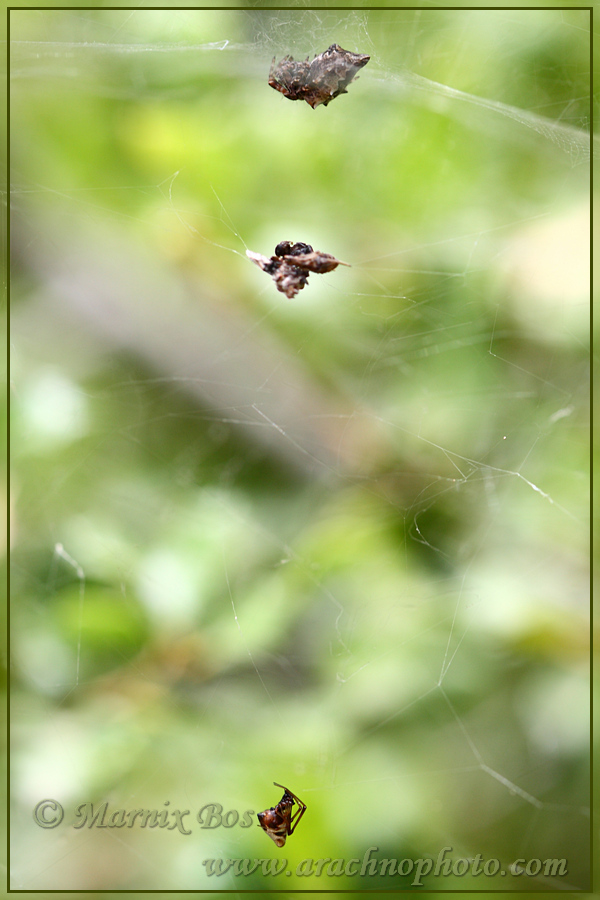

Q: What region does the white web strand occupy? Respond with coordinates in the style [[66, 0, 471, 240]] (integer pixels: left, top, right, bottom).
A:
[[441, 687, 544, 810], [222, 546, 284, 724], [382, 69, 593, 165], [52, 543, 85, 685]]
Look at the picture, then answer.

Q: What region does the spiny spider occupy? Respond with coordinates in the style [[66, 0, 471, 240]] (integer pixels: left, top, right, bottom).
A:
[[269, 43, 370, 109], [257, 782, 307, 847]]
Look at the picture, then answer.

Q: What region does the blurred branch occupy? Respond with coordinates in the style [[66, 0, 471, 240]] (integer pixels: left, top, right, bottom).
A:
[[13, 213, 380, 478]]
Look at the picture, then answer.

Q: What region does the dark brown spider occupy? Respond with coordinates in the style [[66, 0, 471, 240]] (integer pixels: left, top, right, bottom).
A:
[[257, 782, 307, 847], [268, 43, 370, 109], [246, 241, 350, 299]]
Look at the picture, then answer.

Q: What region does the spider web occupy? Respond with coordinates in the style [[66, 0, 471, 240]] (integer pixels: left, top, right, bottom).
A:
[[9, 6, 590, 892]]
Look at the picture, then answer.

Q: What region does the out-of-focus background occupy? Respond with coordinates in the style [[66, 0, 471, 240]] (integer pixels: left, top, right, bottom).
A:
[[9, 6, 590, 892]]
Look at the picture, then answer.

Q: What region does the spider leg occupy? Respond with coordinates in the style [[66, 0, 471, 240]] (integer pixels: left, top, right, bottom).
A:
[[273, 782, 306, 836], [287, 802, 306, 835]]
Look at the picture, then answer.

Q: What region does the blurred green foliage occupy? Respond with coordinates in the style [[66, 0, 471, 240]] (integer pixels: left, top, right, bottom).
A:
[[9, 6, 589, 892]]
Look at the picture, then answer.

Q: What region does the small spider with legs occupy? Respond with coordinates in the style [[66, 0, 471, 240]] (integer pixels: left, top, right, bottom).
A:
[[257, 782, 307, 847], [246, 241, 349, 299]]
